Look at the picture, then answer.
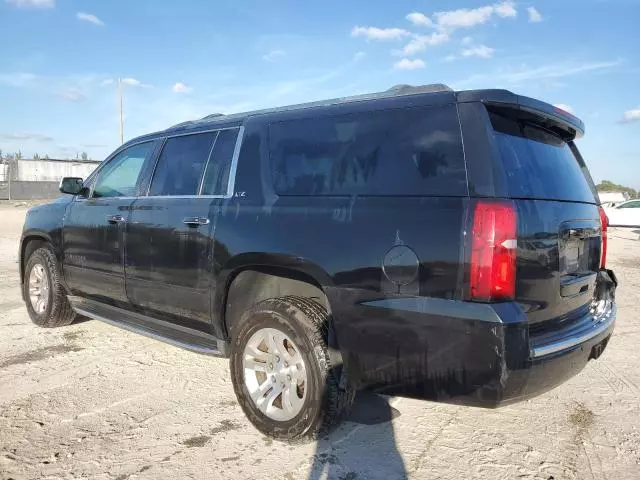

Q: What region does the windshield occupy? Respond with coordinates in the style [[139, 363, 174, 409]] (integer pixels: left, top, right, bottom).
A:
[[491, 112, 597, 203]]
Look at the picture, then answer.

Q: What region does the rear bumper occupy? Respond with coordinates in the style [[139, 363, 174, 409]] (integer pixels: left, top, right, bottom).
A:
[[330, 273, 616, 407]]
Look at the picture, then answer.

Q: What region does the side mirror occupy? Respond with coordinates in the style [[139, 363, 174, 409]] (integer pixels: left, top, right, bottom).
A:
[[59, 177, 85, 195]]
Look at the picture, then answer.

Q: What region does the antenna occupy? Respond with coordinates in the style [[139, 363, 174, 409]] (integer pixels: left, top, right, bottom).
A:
[[118, 78, 124, 145]]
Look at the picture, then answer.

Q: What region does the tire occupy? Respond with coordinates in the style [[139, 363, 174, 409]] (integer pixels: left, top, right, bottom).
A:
[[230, 296, 355, 441], [23, 246, 76, 328]]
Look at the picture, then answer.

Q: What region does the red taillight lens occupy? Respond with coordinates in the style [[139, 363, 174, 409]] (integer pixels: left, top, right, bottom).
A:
[[599, 206, 608, 268], [470, 200, 517, 301]]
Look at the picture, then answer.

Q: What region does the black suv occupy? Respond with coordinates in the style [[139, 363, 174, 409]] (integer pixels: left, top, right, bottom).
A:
[[20, 84, 617, 440]]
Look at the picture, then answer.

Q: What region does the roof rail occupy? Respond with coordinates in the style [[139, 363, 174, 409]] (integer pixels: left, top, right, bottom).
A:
[[200, 113, 225, 121], [386, 83, 453, 94], [166, 83, 454, 131]]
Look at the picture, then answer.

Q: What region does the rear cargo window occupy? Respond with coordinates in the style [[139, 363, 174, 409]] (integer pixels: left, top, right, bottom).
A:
[[269, 105, 467, 196], [490, 113, 596, 203]]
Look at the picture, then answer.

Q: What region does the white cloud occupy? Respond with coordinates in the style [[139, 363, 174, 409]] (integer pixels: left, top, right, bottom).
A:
[[0, 72, 38, 87], [461, 36, 474, 46], [57, 87, 86, 101], [100, 78, 114, 86], [0, 132, 53, 142], [393, 58, 426, 70], [406, 12, 433, 27], [461, 44, 495, 59], [443, 54, 457, 62], [353, 51, 366, 61], [6, 0, 54, 8], [262, 49, 286, 62], [77, 12, 105, 26], [620, 108, 640, 124], [553, 103, 574, 114], [453, 59, 623, 88], [351, 26, 410, 41], [527, 6, 543, 23], [494, 1, 517, 18], [172, 82, 192, 94], [396, 32, 450, 56], [121, 77, 150, 88], [433, 2, 517, 30]]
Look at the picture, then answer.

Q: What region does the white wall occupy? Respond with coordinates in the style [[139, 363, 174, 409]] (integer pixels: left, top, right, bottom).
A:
[[15, 160, 100, 182]]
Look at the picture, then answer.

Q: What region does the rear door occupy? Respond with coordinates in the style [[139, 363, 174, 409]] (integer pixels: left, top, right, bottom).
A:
[[125, 128, 240, 329], [468, 104, 603, 331]]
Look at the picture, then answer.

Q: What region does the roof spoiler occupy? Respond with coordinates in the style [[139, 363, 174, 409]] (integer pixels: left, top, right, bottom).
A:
[[456, 89, 585, 139]]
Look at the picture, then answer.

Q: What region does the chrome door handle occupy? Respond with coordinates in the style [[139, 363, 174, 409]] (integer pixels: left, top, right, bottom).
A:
[[183, 216, 210, 227], [106, 214, 124, 224]]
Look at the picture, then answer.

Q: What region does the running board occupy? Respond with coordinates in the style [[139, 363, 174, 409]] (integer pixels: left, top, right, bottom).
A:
[[67, 296, 227, 357]]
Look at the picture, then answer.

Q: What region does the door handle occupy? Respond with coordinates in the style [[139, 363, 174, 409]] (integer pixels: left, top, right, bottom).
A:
[[106, 214, 124, 224], [183, 216, 210, 227]]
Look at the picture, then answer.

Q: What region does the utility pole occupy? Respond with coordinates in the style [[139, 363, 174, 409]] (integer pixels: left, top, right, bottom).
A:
[[118, 77, 124, 145]]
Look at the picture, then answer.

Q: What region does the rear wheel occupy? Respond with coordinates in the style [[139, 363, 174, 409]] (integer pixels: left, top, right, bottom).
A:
[[23, 246, 75, 328], [230, 296, 354, 440]]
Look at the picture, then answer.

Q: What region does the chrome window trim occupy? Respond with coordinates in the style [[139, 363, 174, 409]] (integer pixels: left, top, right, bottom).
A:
[[144, 125, 244, 199], [197, 131, 220, 196], [225, 126, 245, 198], [74, 124, 245, 202]]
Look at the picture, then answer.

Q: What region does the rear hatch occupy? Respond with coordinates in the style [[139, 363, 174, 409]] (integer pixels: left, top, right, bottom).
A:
[[484, 102, 603, 332]]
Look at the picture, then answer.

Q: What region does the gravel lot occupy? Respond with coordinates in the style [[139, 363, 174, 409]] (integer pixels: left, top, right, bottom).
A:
[[1, 202, 639, 480]]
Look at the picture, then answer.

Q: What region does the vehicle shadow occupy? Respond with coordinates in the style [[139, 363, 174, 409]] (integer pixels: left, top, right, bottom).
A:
[[307, 391, 406, 480]]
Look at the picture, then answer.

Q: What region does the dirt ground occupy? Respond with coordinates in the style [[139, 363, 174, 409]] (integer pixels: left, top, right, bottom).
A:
[[1, 202, 639, 480]]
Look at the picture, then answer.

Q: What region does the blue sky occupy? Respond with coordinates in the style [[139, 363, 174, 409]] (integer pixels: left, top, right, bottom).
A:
[[1, 0, 639, 187]]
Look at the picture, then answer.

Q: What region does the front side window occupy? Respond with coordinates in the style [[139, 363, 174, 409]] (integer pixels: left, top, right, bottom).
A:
[[619, 201, 640, 209], [149, 132, 216, 196], [269, 105, 467, 196], [92, 142, 153, 198]]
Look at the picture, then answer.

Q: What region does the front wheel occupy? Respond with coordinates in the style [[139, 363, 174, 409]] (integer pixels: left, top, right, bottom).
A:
[[230, 296, 354, 441], [23, 246, 76, 328]]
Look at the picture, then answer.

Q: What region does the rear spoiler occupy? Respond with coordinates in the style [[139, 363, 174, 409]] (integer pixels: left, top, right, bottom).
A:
[[456, 89, 585, 140]]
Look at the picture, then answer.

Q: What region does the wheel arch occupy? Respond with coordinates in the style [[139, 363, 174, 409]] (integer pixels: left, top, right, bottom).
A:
[[217, 255, 348, 390], [216, 254, 334, 340], [20, 233, 53, 287]]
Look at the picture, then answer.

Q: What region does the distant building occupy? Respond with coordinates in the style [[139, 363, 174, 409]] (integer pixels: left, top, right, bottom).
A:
[[0, 158, 101, 182]]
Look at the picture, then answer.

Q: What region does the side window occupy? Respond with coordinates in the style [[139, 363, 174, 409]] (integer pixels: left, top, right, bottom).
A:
[[268, 105, 466, 196], [149, 132, 216, 196], [620, 201, 640, 209], [92, 142, 153, 198], [201, 128, 240, 196]]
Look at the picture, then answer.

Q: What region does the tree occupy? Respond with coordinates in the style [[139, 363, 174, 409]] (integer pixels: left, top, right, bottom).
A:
[[33, 153, 40, 160], [15, 150, 22, 160], [43, 154, 50, 160], [596, 180, 638, 199], [81, 151, 89, 161]]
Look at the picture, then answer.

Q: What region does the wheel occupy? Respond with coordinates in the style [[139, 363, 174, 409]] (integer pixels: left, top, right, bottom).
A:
[[230, 296, 355, 441], [23, 246, 76, 328]]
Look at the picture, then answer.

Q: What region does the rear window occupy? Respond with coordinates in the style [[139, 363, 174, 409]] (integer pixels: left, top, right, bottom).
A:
[[269, 105, 467, 196], [490, 112, 596, 203]]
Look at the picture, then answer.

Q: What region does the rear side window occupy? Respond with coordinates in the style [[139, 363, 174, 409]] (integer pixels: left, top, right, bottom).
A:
[[201, 128, 239, 196], [269, 105, 467, 196], [490, 112, 596, 203], [149, 132, 215, 196]]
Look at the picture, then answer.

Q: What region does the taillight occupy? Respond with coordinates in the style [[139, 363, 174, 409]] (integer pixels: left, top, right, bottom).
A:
[[599, 206, 608, 268], [469, 200, 517, 301]]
